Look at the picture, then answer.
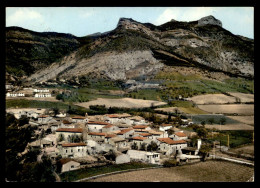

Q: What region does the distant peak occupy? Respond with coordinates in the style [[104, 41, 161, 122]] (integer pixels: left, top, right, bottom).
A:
[[198, 15, 222, 27]]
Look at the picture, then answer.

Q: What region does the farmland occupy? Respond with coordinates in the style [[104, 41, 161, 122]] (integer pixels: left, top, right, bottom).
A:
[[197, 104, 254, 115], [75, 97, 167, 109], [187, 94, 237, 104], [87, 160, 254, 182]]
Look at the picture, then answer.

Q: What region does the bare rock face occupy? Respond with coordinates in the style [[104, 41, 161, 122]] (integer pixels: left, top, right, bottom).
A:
[[198, 15, 222, 27]]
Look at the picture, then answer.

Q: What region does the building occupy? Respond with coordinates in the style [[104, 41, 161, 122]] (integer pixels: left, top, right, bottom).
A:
[[117, 128, 134, 139], [6, 92, 25, 97], [38, 115, 55, 124], [148, 130, 168, 141], [126, 150, 160, 164], [55, 128, 83, 142], [34, 93, 51, 98], [131, 136, 148, 149], [87, 132, 106, 143], [87, 121, 112, 132], [171, 132, 188, 141], [59, 143, 87, 158], [102, 124, 120, 133], [105, 113, 132, 125], [60, 159, 81, 173], [108, 137, 128, 149], [159, 124, 173, 132], [156, 138, 187, 156], [133, 125, 151, 133], [34, 88, 50, 93], [71, 116, 88, 123]]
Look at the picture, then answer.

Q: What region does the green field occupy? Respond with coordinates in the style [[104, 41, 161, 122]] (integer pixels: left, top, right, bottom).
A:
[[60, 162, 157, 182]]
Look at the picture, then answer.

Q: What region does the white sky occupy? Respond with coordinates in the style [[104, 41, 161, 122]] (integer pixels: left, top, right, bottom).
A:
[[6, 7, 254, 39]]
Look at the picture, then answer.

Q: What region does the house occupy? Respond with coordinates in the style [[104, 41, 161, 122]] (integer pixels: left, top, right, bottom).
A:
[[126, 150, 160, 164], [133, 125, 151, 133], [108, 137, 128, 149], [159, 123, 173, 132], [105, 113, 132, 125], [59, 143, 87, 158], [6, 92, 25, 97], [115, 154, 131, 164], [128, 116, 148, 125], [148, 130, 168, 141], [87, 121, 112, 132], [60, 158, 81, 173], [55, 128, 83, 142], [28, 139, 54, 148], [56, 112, 67, 118], [34, 88, 50, 93], [87, 132, 106, 143], [156, 138, 187, 156], [182, 139, 202, 155], [71, 116, 88, 123], [117, 128, 134, 139], [131, 136, 147, 149], [170, 132, 188, 141], [38, 115, 54, 124], [102, 124, 120, 133], [34, 93, 51, 98], [104, 134, 117, 143]]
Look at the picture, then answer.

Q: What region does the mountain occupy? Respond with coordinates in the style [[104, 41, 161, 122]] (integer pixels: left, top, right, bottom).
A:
[[6, 16, 254, 84]]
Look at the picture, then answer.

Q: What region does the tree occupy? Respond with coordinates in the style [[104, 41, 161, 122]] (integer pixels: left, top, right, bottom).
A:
[[199, 144, 212, 161], [147, 141, 158, 151], [208, 118, 215, 125], [140, 143, 147, 151], [219, 117, 226, 125], [201, 120, 206, 126], [57, 133, 65, 142], [18, 115, 29, 126], [167, 129, 175, 136], [131, 142, 138, 150], [197, 127, 208, 139]]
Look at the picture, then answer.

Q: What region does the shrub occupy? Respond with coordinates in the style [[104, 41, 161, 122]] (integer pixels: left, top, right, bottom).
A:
[[163, 159, 178, 167]]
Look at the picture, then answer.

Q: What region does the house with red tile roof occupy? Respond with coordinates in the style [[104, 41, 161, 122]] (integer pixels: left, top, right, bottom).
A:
[[102, 124, 120, 133], [58, 142, 87, 158], [87, 132, 106, 142], [71, 116, 88, 123], [133, 125, 151, 133], [156, 137, 187, 156], [55, 128, 83, 142], [59, 158, 81, 173], [117, 128, 134, 139], [159, 123, 173, 132], [171, 131, 188, 141], [87, 121, 112, 133]]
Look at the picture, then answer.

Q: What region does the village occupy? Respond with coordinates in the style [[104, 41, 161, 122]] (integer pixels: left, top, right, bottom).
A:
[[6, 102, 207, 174]]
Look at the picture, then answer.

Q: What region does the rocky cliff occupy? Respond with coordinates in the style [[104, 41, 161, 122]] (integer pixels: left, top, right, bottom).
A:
[[6, 15, 254, 84]]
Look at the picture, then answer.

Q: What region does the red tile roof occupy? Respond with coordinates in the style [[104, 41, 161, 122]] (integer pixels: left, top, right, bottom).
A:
[[62, 120, 71, 124], [132, 136, 147, 141], [88, 132, 106, 136], [138, 133, 152, 137], [88, 121, 110, 125], [133, 125, 148, 129], [107, 114, 119, 118], [103, 124, 114, 128], [71, 116, 86, 119], [117, 128, 133, 135], [38, 115, 49, 118], [56, 128, 83, 133], [105, 134, 117, 138], [62, 143, 86, 147], [157, 138, 187, 145], [175, 132, 187, 137]]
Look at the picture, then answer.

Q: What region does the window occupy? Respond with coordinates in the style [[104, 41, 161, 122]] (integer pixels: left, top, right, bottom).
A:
[[66, 150, 67, 153], [71, 165, 74, 168], [78, 149, 80, 152]]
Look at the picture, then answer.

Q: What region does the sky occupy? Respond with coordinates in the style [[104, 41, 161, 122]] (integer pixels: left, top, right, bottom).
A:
[[6, 7, 254, 39]]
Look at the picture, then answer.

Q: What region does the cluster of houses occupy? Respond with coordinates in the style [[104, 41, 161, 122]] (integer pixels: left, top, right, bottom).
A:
[[5, 86, 52, 98], [8, 109, 202, 173]]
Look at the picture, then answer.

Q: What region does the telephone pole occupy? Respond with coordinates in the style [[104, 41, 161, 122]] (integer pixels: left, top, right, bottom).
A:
[[227, 134, 229, 148]]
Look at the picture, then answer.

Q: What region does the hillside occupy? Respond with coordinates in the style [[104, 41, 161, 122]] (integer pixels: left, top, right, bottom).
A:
[[6, 15, 254, 84]]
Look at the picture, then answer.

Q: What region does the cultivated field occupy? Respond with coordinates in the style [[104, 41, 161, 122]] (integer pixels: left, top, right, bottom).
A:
[[197, 104, 254, 115], [87, 160, 254, 182], [6, 96, 59, 102], [188, 94, 237, 104], [205, 123, 254, 130], [226, 116, 254, 125], [76, 98, 167, 108], [228, 92, 254, 103], [229, 144, 254, 156]]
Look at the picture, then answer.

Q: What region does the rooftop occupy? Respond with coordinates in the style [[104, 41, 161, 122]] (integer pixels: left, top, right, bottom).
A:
[[175, 132, 187, 137], [62, 143, 86, 147], [88, 121, 111, 125], [88, 132, 106, 136], [56, 128, 83, 133], [117, 128, 133, 135], [157, 138, 187, 145], [132, 136, 147, 141], [133, 125, 148, 129]]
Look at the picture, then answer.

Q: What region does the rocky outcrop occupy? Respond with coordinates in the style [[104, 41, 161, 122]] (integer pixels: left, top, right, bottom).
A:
[[198, 15, 222, 27]]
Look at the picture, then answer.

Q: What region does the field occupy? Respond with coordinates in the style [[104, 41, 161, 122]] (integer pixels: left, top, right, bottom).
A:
[[197, 104, 254, 115], [87, 160, 254, 182], [229, 144, 254, 156], [155, 106, 207, 115], [205, 123, 254, 131], [226, 116, 254, 125], [75, 98, 167, 108], [187, 94, 237, 104], [228, 92, 254, 103]]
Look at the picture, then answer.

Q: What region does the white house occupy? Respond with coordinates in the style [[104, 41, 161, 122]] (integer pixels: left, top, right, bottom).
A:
[[34, 93, 51, 98], [60, 159, 81, 173], [71, 116, 88, 123], [55, 128, 83, 142], [148, 130, 168, 141], [116, 128, 134, 139], [102, 124, 120, 133], [108, 137, 129, 149], [156, 138, 187, 156], [87, 132, 106, 142], [159, 123, 173, 132], [6, 92, 25, 97], [34, 88, 50, 93], [87, 121, 112, 132], [105, 113, 132, 125], [38, 115, 54, 124], [115, 154, 131, 164], [59, 143, 87, 158], [170, 132, 188, 141], [56, 112, 67, 118], [126, 150, 160, 164], [132, 125, 151, 133]]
